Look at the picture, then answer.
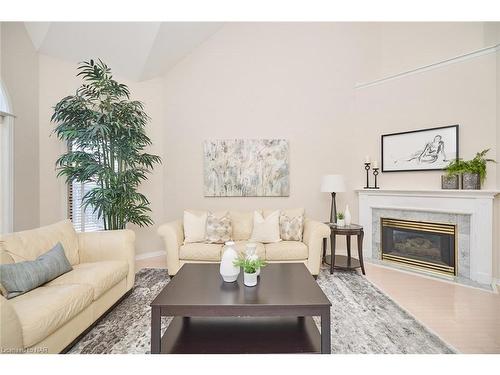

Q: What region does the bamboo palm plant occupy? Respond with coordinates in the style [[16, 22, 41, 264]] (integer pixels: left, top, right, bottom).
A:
[[51, 59, 161, 230]]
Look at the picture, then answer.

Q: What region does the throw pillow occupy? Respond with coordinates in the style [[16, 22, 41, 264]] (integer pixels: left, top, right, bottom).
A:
[[0, 242, 73, 299], [183, 210, 208, 243], [205, 212, 232, 244], [249, 210, 281, 243], [280, 214, 304, 241]]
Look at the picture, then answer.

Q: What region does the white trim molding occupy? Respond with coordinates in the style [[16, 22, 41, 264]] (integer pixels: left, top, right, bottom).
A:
[[135, 250, 166, 261], [355, 44, 500, 89]]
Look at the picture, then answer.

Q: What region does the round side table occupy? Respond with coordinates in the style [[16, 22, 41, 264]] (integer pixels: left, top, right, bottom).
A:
[[322, 223, 365, 275]]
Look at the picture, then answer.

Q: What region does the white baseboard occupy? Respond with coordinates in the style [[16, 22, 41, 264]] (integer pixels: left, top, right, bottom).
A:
[[135, 250, 166, 261]]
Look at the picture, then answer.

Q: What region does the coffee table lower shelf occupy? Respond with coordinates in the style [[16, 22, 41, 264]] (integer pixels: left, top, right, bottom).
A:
[[160, 316, 321, 354]]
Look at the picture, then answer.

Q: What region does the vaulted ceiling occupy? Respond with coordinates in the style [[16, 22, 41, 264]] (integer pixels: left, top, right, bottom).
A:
[[23, 22, 224, 81]]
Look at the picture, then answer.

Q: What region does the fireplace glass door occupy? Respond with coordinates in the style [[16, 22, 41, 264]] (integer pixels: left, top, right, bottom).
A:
[[381, 218, 456, 276]]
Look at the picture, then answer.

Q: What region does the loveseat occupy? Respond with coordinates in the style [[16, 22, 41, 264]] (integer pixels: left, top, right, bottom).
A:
[[158, 209, 330, 276], [0, 220, 135, 354]]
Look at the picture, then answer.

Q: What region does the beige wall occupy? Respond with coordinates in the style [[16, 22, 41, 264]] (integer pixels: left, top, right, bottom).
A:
[[3, 22, 499, 270], [162, 22, 498, 215], [1, 22, 40, 231], [161, 22, 500, 277], [37, 54, 166, 255], [162, 23, 366, 224]]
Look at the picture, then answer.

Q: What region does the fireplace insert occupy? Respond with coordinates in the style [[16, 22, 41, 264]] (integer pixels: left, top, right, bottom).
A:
[[381, 218, 457, 276]]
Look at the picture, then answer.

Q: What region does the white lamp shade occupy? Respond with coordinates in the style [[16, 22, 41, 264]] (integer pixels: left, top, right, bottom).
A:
[[321, 174, 346, 193]]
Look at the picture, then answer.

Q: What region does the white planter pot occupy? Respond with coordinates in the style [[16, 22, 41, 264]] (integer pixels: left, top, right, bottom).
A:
[[244, 272, 258, 287], [337, 219, 345, 226], [220, 241, 240, 282]]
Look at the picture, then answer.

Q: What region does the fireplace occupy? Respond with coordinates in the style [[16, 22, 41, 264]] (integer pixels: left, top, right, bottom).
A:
[[381, 218, 457, 276]]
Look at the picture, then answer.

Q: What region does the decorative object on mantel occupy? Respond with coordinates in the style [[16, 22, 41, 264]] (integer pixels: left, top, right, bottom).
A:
[[344, 205, 352, 226], [381, 125, 459, 172], [363, 157, 380, 189], [443, 149, 496, 190], [219, 241, 240, 282], [203, 139, 289, 197], [321, 174, 346, 223]]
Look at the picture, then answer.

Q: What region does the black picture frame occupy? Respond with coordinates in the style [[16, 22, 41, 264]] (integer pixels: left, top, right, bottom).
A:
[[381, 124, 459, 172]]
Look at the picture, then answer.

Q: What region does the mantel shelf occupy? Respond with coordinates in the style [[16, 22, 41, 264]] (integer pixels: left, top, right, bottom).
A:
[[356, 189, 500, 199]]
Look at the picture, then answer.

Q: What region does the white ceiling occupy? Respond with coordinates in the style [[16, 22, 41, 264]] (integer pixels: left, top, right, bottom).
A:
[[24, 22, 224, 81]]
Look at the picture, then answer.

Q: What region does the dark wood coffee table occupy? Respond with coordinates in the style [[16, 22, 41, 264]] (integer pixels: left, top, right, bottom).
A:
[[150, 263, 331, 354]]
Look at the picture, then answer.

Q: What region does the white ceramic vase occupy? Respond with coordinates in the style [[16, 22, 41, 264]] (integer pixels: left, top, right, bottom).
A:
[[220, 241, 240, 282], [345, 205, 352, 226], [245, 243, 260, 276], [244, 272, 258, 287]]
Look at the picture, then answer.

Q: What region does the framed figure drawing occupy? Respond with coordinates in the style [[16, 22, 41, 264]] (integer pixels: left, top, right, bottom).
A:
[[381, 125, 459, 172]]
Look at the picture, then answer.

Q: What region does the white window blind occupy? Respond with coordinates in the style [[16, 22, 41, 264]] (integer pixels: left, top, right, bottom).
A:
[[68, 144, 104, 232]]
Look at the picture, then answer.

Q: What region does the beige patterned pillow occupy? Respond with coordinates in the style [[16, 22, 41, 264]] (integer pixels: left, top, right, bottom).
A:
[[205, 212, 232, 244], [279, 214, 304, 241]]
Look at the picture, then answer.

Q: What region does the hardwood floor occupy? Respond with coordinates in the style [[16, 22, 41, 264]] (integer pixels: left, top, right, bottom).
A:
[[135, 255, 500, 354]]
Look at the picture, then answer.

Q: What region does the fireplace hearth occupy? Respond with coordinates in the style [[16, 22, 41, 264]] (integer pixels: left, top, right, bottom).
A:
[[381, 218, 457, 276]]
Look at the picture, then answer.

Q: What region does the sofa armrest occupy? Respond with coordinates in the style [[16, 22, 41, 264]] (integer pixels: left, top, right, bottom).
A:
[[303, 219, 330, 275], [157, 220, 183, 276], [78, 229, 136, 291], [0, 294, 24, 352]]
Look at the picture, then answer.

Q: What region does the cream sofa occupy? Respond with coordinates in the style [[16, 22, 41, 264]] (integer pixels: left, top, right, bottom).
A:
[[158, 209, 330, 277], [0, 220, 135, 354]]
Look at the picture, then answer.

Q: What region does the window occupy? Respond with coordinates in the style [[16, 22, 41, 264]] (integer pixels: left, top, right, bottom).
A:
[[68, 144, 104, 232], [0, 81, 13, 234]]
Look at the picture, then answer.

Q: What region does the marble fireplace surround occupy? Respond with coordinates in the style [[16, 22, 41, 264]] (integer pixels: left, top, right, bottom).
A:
[[357, 189, 499, 287]]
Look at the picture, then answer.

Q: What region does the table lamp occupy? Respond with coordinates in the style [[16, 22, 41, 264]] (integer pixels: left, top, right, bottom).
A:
[[321, 174, 346, 223]]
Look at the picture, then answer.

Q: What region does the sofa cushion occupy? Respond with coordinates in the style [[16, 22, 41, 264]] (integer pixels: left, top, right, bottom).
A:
[[46, 261, 128, 300], [234, 241, 266, 259], [180, 243, 222, 261], [265, 241, 308, 261], [205, 211, 232, 244], [9, 283, 93, 347], [0, 220, 79, 265], [183, 210, 208, 243], [280, 214, 304, 241], [0, 242, 73, 299], [229, 211, 256, 241], [250, 210, 281, 243]]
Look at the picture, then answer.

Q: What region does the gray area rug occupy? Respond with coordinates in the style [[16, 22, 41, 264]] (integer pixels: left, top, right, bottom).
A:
[[68, 267, 455, 354]]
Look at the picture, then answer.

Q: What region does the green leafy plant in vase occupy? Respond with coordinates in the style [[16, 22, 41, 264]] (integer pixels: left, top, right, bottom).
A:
[[234, 257, 267, 287], [462, 149, 496, 189], [336, 212, 345, 226], [442, 158, 467, 189], [51, 59, 162, 230], [444, 149, 496, 190]]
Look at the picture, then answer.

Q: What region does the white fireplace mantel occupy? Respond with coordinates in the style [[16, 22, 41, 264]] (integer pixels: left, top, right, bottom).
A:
[[357, 189, 499, 286]]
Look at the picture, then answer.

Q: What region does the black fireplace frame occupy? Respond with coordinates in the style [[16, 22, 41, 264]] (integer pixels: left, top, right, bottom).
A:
[[380, 218, 457, 276]]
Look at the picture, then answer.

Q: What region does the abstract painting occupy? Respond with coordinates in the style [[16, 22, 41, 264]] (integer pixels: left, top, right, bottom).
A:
[[203, 139, 289, 197], [381, 125, 459, 172]]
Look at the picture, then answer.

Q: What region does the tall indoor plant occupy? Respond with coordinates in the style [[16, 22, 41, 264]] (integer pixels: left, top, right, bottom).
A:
[[51, 59, 161, 230]]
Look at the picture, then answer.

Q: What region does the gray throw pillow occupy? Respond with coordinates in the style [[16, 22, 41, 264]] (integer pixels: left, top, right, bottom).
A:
[[0, 242, 73, 299]]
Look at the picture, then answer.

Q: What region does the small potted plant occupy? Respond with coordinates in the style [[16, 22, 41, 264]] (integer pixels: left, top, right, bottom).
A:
[[442, 158, 465, 189], [461, 149, 496, 190], [336, 212, 345, 226], [234, 257, 267, 287]]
